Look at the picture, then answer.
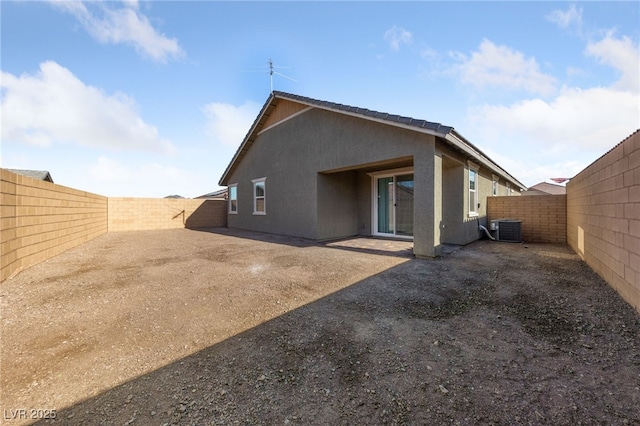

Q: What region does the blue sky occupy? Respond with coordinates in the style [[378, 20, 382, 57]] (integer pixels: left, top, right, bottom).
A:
[[2, 1, 639, 197]]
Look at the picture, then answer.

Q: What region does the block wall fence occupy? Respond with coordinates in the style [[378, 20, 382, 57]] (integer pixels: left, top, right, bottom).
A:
[[1, 169, 227, 282], [487, 195, 567, 244], [0, 168, 108, 282], [108, 197, 227, 231], [567, 130, 640, 313]]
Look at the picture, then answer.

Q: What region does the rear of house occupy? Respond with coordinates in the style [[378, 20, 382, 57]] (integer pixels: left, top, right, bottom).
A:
[[219, 92, 525, 257]]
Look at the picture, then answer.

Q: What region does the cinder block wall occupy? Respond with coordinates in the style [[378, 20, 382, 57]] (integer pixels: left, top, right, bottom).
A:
[[487, 195, 567, 243], [567, 130, 640, 312], [108, 198, 227, 231], [1, 169, 108, 281]]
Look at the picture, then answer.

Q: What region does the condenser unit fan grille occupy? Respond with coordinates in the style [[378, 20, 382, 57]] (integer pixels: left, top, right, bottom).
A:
[[494, 219, 522, 243]]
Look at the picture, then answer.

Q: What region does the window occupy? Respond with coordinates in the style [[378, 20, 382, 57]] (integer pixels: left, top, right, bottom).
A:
[[228, 184, 238, 214], [507, 182, 512, 196], [492, 175, 498, 196], [252, 177, 266, 215], [469, 168, 478, 216]]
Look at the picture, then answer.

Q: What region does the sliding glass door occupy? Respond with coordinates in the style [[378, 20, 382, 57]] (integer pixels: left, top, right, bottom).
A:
[[375, 173, 414, 237]]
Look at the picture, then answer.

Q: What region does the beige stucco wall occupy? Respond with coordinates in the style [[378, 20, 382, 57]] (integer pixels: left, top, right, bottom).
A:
[[1, 168, 108, 282], [488, 195, 567, 243], [567, 130, 640, 312], [108, 197, 227, 231]]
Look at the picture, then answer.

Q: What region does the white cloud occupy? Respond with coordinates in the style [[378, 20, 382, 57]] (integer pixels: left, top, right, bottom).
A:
[[1, 61, 175, 154], [482, 147, 587, 187], [546, 4, 583, 30], [586, 33, 640, 92], [48, 0, 183, 62], [463, 31, 639, 187], [452, 39, 557, 96], [468, 32, 639, 157], [469, 86, 638, 155], [203, 101, 261, 147], [384, 26, 412, 51], [88, 156, 193, 197]]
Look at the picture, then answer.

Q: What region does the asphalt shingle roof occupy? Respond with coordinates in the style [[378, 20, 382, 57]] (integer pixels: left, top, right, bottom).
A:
[[7, 169, 54, 183], [272, 91, 453, 135], [219, 91, 526, 190]]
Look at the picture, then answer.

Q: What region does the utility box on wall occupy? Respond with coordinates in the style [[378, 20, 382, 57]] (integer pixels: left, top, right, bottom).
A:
[[490, 219, 522, 243]]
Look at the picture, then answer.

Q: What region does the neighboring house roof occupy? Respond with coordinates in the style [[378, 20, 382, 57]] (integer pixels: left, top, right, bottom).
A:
[[195, 188, 228, 199], [164, 194, 185, 199], [523, 182, 567, 196], [219, 91, 527, 190], [7, 169, 54, 183]]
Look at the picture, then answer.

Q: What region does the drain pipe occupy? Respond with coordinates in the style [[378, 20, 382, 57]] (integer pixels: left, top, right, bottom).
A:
[[478, 219, 496, 241]]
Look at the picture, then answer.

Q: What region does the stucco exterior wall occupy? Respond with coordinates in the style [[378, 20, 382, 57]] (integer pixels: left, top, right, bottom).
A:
[[434, 142, 519, 247], [108, 198, 227, 231], [317, 171, 358, 240], [225, 107, 438, 255], [488, 195, 567, 243], [1, 168, 108, 282], [567, 130, 640, 312]]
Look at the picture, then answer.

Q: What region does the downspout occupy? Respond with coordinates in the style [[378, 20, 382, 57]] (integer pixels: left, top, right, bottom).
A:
[[478, 219, 495, 241]]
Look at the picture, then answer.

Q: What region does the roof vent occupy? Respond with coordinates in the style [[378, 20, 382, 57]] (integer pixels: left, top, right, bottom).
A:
[[491, 219, 522, 243]]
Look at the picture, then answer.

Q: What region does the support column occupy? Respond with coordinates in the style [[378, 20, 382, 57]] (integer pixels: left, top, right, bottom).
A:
[[412, 149, 436, 258]]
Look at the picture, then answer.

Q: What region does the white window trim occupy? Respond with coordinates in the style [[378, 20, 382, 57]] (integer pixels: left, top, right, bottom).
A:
[[468, 163, 479, 217], [228, 183, 238, 214], [252, 177, 266, 215], [492, 174, 499, 196]]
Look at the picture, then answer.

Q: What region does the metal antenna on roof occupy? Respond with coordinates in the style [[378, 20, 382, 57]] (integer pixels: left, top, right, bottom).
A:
[[268, 59, 297, 92], [242, 59, 297, 93]]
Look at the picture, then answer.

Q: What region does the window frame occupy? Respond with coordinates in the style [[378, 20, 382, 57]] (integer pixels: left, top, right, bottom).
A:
[[468, 162, 479, 217], [252, 177, 266, 215], [228, 183, 238, 214], [492, 174, 499, 196]]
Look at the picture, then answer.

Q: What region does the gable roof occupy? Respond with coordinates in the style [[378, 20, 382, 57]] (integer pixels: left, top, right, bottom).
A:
[[7, 169, 54, 183], [524, 182, 566, 195], [219, 91, 526, 190], [195, 188, 228, 199]]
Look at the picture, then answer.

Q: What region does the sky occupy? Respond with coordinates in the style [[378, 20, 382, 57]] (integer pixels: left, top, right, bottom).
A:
[[1, 1, 639, 198]]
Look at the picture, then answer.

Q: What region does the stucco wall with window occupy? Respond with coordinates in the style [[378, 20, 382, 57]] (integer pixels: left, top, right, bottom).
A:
[[224, 107, 439, 255], [433, 142, 518, 248]]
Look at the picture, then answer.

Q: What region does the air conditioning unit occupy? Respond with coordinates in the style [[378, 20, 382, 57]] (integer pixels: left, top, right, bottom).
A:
[[490, 219, 522, 243]]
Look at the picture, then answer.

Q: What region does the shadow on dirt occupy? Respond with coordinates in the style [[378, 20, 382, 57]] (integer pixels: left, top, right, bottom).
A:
[[35, 242, 640, 425], [195, 227, 415, 258]]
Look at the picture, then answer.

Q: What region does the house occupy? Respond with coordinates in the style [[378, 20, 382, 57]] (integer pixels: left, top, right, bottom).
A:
[[195, 188, 228, 200], [219, 92, 526, 257], [523, 181, 567, 196], [7, 169, 54, 183]]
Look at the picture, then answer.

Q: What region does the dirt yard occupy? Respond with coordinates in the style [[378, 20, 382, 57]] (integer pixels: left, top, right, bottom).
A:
[[1, 228, 638, 425]]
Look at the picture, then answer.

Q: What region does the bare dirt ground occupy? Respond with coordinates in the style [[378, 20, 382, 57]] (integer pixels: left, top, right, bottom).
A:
[[1, 228, 639, 425]]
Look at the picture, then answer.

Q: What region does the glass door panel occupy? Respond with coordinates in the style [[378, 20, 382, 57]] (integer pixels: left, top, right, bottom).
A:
[[395, 174, 414, 236], [377, 177, 394, 234], [375, 173, 413, 237]]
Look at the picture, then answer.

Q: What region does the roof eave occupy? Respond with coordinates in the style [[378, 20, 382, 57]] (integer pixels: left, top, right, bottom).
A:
[[218, 92, 278, 186], [445, 131, 527, 191]]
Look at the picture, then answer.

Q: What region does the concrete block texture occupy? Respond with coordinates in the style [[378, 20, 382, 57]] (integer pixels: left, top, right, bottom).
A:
[[567, 130, 640, 313], [487, 195, 567, 243], [107, 198, 227, 231], [1, 168, 228, 282], [1, 168, 108, 281]]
